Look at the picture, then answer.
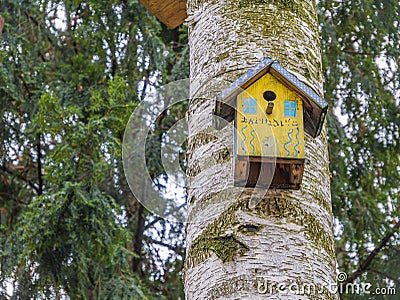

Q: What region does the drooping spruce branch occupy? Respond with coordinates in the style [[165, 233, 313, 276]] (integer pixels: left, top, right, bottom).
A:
[[345, 220, 400, 284]]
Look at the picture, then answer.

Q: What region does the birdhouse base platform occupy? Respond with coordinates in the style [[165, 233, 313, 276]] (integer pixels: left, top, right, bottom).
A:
[[234, 157, 305, 189]]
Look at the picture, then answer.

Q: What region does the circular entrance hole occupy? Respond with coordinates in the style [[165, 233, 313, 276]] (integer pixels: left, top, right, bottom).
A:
[[263, 91, 276, 101]]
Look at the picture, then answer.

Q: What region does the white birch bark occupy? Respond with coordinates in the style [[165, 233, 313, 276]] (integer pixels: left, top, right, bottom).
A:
[[184, 0, 338, 299]]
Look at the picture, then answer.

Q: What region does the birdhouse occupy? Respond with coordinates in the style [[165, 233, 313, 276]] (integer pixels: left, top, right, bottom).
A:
[[139, 0, 187, 29], [213, 58, 328, 189]]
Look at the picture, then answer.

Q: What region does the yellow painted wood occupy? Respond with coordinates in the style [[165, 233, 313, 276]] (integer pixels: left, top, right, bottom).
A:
[[236, 73, 305, 159]]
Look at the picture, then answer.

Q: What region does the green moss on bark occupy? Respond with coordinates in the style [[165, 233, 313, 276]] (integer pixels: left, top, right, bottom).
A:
[[185, 196, 335, 270], [185, 199, 249, 269], [238, 0, 300, 14]]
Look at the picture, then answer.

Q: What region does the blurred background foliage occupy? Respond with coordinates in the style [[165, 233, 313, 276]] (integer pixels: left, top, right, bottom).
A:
[[319, 0, 399, 298], [0, 0, 398, 299], [0, 0, 188, 298]]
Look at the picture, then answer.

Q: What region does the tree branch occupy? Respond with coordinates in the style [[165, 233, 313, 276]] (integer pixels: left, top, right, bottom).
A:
[[346, 220, 400, 283], [144, 216, 164, 230], [0, 165, 39, 194], [132, 202, 145, 277], [143, 235, 185, 255], [36, 133, 43, 195], [0, 192, 28, 205], [366, 268, 400, 283]]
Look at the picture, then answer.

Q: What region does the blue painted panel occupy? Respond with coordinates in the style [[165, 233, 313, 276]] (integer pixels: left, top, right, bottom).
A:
[[243, 98, 257, 114], [284, 100, 297, 117]]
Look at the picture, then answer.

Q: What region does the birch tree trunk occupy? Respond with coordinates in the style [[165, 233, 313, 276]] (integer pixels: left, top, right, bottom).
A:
[[184, 0, 338, 299]]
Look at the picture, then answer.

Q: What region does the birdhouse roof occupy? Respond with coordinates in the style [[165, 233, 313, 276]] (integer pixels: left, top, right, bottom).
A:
[[215, 58, 328, 137], [220, 58, 327, 108], [139, 0, 187, 29]]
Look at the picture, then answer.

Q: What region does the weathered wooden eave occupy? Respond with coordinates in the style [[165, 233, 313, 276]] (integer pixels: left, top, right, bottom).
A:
[[138, 0, 187, 29]]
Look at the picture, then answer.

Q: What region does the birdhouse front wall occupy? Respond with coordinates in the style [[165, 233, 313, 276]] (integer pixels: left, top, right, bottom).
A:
[[235, 73, 305, 159]]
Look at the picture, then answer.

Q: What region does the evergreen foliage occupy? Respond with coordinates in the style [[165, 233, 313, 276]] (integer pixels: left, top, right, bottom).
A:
[[0, 0, 187, 298], [319, 0, 400, 297]]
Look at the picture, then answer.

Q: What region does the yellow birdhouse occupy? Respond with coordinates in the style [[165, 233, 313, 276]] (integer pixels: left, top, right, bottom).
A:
[[213, 58, 328, 189]]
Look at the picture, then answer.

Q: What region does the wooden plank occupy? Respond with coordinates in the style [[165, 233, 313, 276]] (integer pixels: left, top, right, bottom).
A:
[[236, 155, 304, 165], [247, 162, 261, 187], [234, 160, 248, 183], [289, 163, 304, 185], [234, 159, 305, 189], [258, 162, 275, 186], [139, 0, 187, 29]]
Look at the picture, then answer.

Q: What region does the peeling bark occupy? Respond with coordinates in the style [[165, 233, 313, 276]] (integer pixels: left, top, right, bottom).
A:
[[184, 0, 338, 299]]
